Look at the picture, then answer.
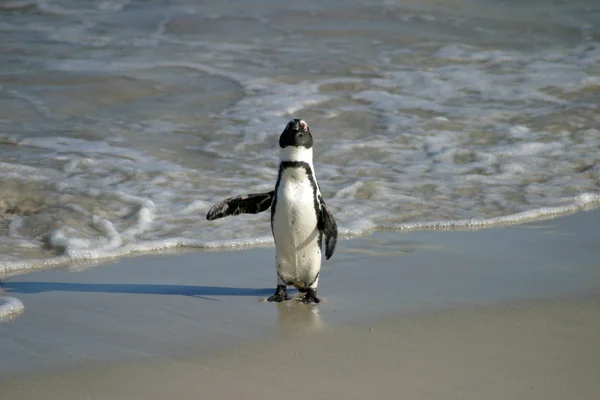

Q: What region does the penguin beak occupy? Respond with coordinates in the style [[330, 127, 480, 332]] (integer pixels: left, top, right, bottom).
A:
[[298, 120, 309, 132]]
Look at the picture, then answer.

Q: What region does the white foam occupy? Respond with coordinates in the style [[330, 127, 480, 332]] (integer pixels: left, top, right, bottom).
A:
[[507, 125, 530, 138], [0, 296, 25, 322], [380, 193, 600, 232], [6, 195, 597, 279], [95, 0, 129, 12], [91, 216, 123, 248], [434, 44, 516, 63], [0, 256, 69, 279], [121, 201, 155, 238], [570, 76, 600, 92]]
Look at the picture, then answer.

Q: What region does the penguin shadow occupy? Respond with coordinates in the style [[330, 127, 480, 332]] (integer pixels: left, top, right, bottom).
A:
[[274, 298, 323, 335], [1, 281, 273, 301]]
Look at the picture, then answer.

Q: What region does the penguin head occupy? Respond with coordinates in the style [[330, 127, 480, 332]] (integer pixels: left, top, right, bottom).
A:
[[279, 119, 313, 149]]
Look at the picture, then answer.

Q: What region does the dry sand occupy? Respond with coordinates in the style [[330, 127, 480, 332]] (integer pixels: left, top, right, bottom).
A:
[[2, 210, 600, 398]]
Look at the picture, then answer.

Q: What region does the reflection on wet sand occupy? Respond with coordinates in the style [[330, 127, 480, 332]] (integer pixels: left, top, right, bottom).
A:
[[275, 298, 323, 335]]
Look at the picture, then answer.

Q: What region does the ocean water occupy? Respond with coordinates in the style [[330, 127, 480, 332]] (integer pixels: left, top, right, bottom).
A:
[[1, 0, 599, 279]]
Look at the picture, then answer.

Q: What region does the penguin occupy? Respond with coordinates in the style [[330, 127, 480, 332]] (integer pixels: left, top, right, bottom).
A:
[[206, 119, 338, 304]]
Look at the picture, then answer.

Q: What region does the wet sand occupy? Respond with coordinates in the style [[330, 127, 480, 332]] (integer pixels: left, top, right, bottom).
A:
[[1, 210, 600, 398]]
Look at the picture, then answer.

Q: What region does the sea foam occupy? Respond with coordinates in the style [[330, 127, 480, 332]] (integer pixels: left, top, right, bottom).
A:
[[0, 296, 25, 322]]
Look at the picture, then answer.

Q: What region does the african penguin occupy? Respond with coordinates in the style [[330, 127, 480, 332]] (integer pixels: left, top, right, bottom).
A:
[[207, 119, 338, 304]]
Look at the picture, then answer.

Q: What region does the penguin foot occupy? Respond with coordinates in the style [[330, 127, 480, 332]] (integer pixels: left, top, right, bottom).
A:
[[267, 285, 289, 302], [302, 288, 321, 304]]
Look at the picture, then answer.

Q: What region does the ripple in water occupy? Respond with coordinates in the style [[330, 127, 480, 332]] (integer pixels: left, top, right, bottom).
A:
[[0, 0, 599, 276]]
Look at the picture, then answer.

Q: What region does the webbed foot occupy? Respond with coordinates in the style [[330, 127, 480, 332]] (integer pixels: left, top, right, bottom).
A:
[[302, 288, 321, 304], [267, 285, 289, 302]]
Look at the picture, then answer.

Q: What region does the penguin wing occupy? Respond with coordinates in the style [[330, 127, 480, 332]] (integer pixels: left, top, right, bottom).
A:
[[318, 196, 338, 260], [206, 191, 275, 220]]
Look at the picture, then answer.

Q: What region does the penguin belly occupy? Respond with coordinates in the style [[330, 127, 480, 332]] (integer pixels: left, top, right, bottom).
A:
[[273, 171, 321, 289]]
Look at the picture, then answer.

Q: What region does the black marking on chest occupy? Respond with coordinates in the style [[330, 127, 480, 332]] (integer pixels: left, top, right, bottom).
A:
[[271, 161, 320, 236]]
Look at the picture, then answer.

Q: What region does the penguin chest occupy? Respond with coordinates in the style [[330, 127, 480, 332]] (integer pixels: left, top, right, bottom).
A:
[[273, 171, 321, 280]]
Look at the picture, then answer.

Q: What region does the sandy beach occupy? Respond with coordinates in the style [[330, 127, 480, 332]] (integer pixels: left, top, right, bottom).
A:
[[2, 210, 600, 399], [2, 0, 599, 398]]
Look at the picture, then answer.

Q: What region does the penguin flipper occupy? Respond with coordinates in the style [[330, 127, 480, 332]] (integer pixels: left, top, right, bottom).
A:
[[206, 191, 275, 220], [318, 197, 338, 260]]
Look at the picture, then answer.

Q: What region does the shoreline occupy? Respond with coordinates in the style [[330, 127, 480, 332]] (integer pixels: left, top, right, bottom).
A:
[[2, 195, 599, 281], [1, 209, 600, 397]]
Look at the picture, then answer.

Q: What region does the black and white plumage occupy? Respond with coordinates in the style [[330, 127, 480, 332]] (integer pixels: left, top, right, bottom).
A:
[[207, 119, 337, 304], [206, 192, 274, 220]]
